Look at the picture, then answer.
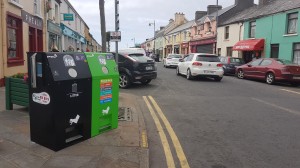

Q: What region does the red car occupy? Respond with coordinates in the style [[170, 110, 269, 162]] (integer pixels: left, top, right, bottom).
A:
[[236, 58, 300, 86]]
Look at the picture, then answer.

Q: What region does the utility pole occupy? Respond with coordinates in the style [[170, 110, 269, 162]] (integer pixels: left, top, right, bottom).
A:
[[115, 0, 119, 66], [99, 0, 106, 52], [216, 0, 219, 55]]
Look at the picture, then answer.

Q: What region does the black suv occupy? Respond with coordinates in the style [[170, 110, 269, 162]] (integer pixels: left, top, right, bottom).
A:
[[112, 52, 157, 88]]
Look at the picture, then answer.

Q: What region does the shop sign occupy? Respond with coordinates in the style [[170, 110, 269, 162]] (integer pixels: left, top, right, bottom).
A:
[[47, 20, 61, 35], [190, 39, 216, 46], [63, 13, 74, 21], [21, 10, 43, 30], [61, 23, 78, 39], [109, 31, 121, 42]]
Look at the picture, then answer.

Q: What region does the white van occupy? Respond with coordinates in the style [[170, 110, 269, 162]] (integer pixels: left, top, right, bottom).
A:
[[118, 48, 146, 56]]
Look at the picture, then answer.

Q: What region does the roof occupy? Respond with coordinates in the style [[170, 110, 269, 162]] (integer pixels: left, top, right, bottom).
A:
[[166, 20, 195, 35], [221, 0, 300, 26], [196, 5, 234, 24]]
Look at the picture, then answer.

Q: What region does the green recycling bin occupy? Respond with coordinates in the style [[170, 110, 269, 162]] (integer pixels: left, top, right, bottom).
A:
[[85, 52, 119, 137]]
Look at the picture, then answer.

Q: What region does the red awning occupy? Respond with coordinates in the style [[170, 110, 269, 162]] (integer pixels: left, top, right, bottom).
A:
[[233, 39, 265, 51]]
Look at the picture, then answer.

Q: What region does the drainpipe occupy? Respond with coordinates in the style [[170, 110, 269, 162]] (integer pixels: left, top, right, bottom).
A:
[[238, 22, 244, 58], [0, 0, 5, 84], [44, 0, 48, 51]]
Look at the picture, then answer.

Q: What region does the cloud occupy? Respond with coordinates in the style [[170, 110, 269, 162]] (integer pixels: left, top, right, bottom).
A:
[[70, 0, 258, 49]]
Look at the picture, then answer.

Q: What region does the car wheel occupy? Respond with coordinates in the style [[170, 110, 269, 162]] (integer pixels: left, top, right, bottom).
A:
[[140, 79, 151, 85], [237, 69, 244, 79], [215, 77, 222, 82], [186, 69, 193, 80], [266, 72, 275, 85], [119, 73, 131, 88], [176, 67, 180, 76]]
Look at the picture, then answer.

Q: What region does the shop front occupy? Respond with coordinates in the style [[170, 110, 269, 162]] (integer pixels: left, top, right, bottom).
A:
[[165, 45, 173, 56], [61, 23, 86, 52], [22, 10, 43, 52], [233, 39, 265, 63], [181, 42, 189, 55], [48, 20, 61, 51], [190, 38, 216, 54], [174, 45, 180, 54]]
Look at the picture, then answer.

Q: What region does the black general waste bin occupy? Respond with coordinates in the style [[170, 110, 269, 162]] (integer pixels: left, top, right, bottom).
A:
[[27, 52, 92, 151]]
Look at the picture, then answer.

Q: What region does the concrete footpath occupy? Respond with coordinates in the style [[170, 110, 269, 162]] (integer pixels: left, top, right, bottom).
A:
[[0, 87, 149, 168]]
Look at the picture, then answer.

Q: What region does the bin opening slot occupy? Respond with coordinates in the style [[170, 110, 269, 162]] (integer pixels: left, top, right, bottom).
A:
[[65, 126, 75, 133], [99, 125, 111, 133], [65, 135, 83, 143]]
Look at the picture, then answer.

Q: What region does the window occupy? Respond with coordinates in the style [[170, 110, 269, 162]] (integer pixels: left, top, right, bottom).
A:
[[250, 59, 262, 66], [173, 35, 176, 42], [55, 4, 59, 22], [200, 24, 204, 30], [293, 43, 300, 64], [217, 48, 221, 56], [224, 26, 229, 39], [184, 32, 187, 41], [196, 55, 220, 62], [187, 54, 194, 61], [34, 0, 41, 16], [7, 14, 23, 66], [287, 13, 298, 34], [270, 44, 279, 58], [260, 59, 272, 66], [226, 47, 233, 57], [249, 21, 256, 38]]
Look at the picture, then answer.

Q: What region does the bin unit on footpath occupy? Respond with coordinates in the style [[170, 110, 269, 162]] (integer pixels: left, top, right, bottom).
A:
[[27, 52, 92, 151], [85, 52, 119, 137]]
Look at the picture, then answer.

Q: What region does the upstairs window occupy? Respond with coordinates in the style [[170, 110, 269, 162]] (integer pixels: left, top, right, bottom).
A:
[[34, 0, 41, 16], [249, 21, 256, 38], [287, 12, 298, 34], [224, 26, 229, 39]]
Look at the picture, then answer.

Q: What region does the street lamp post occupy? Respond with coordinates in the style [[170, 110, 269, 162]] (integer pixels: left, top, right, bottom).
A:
[[149, 20, 156, 54], [216, 0, 219, 55]]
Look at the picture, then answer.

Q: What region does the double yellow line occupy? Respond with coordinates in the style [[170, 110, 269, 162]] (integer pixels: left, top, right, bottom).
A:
[[143, 96, 190, 168]]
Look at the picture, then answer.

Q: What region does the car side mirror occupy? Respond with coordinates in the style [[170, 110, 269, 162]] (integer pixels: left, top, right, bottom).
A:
[[247, 64, 252, 67], [179, 59, 184, 62]]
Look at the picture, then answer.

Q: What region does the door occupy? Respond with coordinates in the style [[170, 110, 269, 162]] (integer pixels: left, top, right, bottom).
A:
[[244, 59, 263, 77], [196, 44, 213, 54], [256, 59, 273, 79], [181, 54, 193, 74], [29, 27, 36, 52]]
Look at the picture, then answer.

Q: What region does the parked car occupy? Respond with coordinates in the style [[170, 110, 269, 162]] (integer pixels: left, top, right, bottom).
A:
[[163, 54, 183, 68], [176, 53, 224, 81], [112, 52, 157, 88], [236, 58, 300, 86], [219, 56, 245, 75]]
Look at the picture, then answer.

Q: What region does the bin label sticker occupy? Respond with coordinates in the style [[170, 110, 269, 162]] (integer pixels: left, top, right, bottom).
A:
[[102, 66, 109, 74], [100, 79, 113, 104], [102, 106, 110, 115], [98, 56, 106, 65], [67, 83, 82, 98], [69, 115, 80, 125], [47, 54, 58, 59], [32, 92, 50, 105], [63, 55, 76, 67], [106, 54, 114, 60], [75, 55, 86, 61], [68, 68, 78, 78]]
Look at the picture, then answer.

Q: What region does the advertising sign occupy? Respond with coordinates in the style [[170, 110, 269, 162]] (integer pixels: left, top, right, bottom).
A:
[[63, 14, 74, 21], [110, 31, 121, 42]]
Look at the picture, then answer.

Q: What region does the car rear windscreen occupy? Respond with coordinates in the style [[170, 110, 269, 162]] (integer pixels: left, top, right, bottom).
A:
[[196, 55, 220, 62], [168, 55, 182, 58], [277, 59, 295, 65], [128, 54, 152, 63]]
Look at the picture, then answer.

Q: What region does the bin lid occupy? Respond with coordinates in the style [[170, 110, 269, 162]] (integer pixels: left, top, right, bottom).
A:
[[46, 53, 91, 81], [85, 52, 119, 78]]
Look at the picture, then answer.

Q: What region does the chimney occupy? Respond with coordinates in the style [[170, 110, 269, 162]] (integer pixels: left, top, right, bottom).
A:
[[175, 12, 185, 25], [169, 19, 174, 24], [160, 26, 165, 30], [195, 11, 207, 21], [207, 5, 222, 15], [235, 0, 254, 7]]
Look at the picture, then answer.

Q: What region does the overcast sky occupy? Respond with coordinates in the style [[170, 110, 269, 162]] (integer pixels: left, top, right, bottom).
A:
[[70, 0, 259, 50]]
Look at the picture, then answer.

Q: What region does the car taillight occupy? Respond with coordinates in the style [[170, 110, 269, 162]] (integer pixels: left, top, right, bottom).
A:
[[192, 62, 202, 66], [217, 64, 223, 67]]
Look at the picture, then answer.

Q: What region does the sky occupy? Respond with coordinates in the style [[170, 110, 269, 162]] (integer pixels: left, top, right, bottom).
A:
[[70, 0, 259, 50]]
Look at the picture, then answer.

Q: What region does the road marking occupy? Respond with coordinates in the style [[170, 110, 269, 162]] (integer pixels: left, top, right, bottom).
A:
[[281, 89, 300, 95], [252, 98, 300, 116], [141, 130, 148, 148], [143, 96, 175, 168], [148, 96, 190, 168]]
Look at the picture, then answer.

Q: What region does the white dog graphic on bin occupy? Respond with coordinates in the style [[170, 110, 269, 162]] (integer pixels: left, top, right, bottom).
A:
[[102, 106, 110, 115], [69, 115, 80, 125]]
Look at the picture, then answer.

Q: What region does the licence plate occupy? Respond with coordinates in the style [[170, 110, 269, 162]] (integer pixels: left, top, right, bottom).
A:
[[293, 76, 300, 80], [203, 70, 215, 74], [146, 66, 153, 70]]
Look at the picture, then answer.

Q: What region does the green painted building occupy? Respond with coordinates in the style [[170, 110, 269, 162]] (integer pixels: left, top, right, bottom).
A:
[[243, 8, 300, 64]]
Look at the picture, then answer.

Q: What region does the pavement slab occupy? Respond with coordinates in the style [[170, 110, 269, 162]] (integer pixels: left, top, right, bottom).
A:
[[0, 91, 149, 168]]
